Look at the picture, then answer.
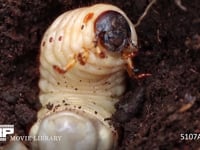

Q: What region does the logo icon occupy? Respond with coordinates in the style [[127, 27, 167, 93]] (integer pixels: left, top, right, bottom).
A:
[[0, 125, 14, 141]]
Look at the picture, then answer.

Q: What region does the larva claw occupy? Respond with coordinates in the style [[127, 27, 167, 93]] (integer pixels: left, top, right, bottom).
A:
[[135, 73, 152, 79]]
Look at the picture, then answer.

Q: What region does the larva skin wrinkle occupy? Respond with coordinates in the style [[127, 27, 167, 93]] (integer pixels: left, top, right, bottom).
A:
[[28, 3, 137, 150]]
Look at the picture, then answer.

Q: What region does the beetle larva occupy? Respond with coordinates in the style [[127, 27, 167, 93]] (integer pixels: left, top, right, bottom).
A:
[[28, 3, 138, 150]]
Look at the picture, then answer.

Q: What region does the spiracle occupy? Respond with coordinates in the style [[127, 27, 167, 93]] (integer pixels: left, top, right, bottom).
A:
[[20, 3, 138, 150]]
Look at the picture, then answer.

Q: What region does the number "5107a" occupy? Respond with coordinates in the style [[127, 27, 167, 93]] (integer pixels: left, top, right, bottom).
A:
[[180, 133, 200, 140]]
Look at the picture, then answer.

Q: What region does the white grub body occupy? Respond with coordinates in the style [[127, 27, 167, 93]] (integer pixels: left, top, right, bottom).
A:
[[30, 3, 137, 150], [2, 141, 28, 150]]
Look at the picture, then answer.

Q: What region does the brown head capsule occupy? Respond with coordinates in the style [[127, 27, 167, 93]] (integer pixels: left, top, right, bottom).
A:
[[95, 11, 133, 52]]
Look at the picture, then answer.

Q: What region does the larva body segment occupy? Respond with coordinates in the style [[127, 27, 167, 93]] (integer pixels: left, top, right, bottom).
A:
[[30, 3, 137, 150]]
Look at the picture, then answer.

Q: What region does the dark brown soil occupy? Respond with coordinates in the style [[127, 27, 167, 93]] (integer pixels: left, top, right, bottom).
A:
[[0, 0, 199, 149]]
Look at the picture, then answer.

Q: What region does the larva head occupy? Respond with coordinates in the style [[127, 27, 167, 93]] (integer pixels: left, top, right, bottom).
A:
[[95, 10, 138, 54]]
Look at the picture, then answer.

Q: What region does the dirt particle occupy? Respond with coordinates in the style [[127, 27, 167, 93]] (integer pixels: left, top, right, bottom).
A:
[[64, 103, 69, 106], [46, 103, 54, 110]]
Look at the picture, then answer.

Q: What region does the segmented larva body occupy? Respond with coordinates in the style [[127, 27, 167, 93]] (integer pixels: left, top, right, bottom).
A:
[[30, 3, 137, 150]]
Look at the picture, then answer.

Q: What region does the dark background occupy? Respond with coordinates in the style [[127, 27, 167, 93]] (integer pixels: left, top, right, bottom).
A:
[[0, 0, 199, 149]]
